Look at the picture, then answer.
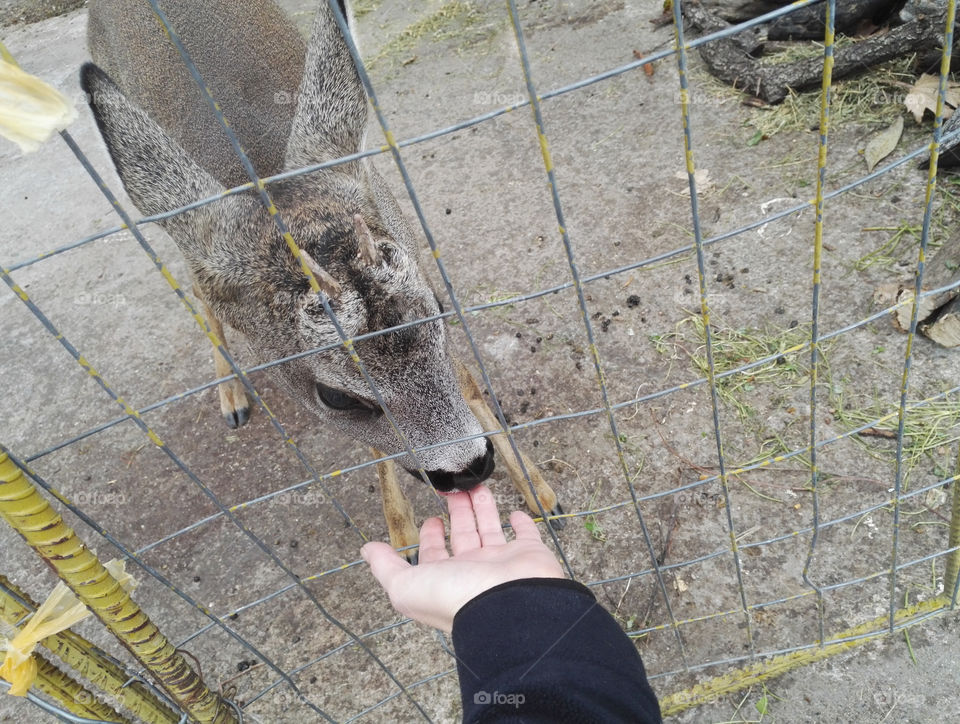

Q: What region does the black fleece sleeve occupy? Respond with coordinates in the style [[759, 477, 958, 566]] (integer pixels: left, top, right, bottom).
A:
[[451, 578, 661, 723]]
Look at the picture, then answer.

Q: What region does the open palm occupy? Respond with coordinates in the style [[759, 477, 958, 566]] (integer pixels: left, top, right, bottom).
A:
[[361, 485, 565, 632]]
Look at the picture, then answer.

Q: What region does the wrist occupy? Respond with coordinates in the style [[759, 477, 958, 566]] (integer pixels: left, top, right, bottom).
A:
[[454, 577, 585, 625]]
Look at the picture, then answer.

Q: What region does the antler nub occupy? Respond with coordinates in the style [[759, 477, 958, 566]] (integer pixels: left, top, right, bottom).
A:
[[354, 214, 383, 267], [300, 249, 342, 300]]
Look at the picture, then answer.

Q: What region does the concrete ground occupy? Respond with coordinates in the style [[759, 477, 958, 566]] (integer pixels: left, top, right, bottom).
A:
[[2, 1, 959, 722], [0, 0, 85, 27]]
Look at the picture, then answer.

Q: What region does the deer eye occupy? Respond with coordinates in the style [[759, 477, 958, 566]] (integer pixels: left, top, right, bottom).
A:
[[316, 381, 374, 412]]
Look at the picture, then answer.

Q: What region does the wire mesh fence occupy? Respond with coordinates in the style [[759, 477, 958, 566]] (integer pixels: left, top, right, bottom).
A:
[[2, 0, 960, 721]]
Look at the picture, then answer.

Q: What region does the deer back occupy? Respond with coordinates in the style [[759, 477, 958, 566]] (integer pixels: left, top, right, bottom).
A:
[[87, 0, 305, 187]]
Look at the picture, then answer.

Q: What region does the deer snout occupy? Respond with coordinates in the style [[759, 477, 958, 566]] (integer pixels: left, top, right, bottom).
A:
[[423, 438, 495, 492]]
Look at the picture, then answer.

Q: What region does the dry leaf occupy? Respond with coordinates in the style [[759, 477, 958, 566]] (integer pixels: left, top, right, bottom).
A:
[[871, 282, 899, 308], [675, 168, 713, 196], [864, 116, 903, 172], [904, 74, 960, 124], [632, 50, 656, 79]]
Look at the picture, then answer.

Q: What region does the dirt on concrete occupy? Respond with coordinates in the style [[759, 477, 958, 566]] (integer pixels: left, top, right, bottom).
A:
[[1, 1, 959, 723], [0, 0, 86, 27]]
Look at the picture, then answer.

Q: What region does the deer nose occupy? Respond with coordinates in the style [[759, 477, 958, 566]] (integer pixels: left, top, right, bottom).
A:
[[423, 438, 495, 492]]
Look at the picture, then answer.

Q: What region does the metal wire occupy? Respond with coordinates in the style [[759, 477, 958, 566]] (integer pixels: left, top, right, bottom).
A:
[[503, 0, 696, 666], [671, 0, 754, 660], [800, 0, 837, 651], [322, 0, 575, 579], [889, 0, 958, 632], [3, 0, 960, 721], [3, 0, 827, 275]]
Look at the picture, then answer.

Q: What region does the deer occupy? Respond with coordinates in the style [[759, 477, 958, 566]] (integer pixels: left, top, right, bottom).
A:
[[81, 0, 562, 560]]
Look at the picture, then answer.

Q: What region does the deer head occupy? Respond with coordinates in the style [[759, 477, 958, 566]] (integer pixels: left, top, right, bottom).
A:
[[79, 1, 493, 491]]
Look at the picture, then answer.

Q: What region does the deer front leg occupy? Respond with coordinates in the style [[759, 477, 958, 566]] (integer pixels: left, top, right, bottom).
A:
[[373, 451, 420, 564], [454, 360, 565, 530], [194, 285, 250, 428]]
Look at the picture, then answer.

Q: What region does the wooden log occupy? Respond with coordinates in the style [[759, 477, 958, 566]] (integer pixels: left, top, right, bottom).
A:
[[684, 1, 943, 104], [684, 1, 765, 55], [921, 295, 960, 347], [919, 108, 960, 170], [767, 0, 907, 40], [699, 0, 791, 24], [700, 0, 911, 33], [894, 234, 960, 338]]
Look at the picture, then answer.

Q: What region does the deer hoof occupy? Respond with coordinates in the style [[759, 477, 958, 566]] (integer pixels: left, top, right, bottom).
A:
[[404, 549, 419, 566], [546, 503, 566, 531], [223, 405, 250, 429], [219, 379, 250, 428]]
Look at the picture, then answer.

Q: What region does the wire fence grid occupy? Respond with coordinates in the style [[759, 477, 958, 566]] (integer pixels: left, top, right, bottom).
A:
[[2, 0, 960, 721]]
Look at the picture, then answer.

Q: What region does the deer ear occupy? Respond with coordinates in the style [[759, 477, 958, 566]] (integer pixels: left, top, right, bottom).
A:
[[80, 63, 228, 255], [282, 3, 366, 168]]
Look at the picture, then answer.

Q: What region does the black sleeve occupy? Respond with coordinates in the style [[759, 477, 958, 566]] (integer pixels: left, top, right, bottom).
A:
[[451, 578, 662, 723]]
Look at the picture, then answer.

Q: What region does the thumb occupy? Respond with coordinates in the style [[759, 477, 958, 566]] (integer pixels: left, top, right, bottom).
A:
[[361, 541, 411, 590]]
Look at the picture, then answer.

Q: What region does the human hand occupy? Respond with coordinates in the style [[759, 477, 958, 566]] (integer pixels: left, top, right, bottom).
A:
[[361, 484, 565, 632]]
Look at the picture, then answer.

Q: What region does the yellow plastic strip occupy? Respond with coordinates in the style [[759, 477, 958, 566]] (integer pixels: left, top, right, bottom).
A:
[[0, 53, 77, 153], [1, 581, 90, 695]]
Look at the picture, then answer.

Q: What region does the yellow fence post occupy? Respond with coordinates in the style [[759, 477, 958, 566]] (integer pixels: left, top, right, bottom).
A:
[[1, 576, 180, 723], [0, 452, 237, 724]]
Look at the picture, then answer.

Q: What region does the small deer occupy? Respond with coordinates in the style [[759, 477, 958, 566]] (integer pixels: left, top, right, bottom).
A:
[[81, 0, 562, 557]]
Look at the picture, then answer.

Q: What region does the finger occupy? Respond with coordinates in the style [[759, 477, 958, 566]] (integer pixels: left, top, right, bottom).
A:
[[361, 541, 410, 590], [417, 517, 450, 564], [509, 510, 544, 543], [469, 485, 506, 546], [446, 491, 481, 556]]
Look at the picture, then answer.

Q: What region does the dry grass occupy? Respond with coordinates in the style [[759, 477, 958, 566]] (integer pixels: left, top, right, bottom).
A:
[[691, 42, 920, 140], [831, 388, 960, 488], [650, 312, 826, 420], [351, 0, 382, 19], [747, 55, 918, 139], [366, 1, 494, 70], [855, 178, 960, 272]]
